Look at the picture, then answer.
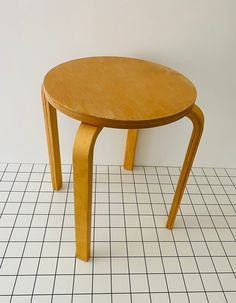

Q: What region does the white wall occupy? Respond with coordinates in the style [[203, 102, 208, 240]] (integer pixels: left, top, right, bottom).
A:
[[0, 0, 235, 167]]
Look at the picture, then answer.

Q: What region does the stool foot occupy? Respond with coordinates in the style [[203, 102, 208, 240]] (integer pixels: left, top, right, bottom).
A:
[[124, 129, 138, 170], [73, 123, 102, 261], [41, 88, 62, 190], [166, 105, 204, 229]]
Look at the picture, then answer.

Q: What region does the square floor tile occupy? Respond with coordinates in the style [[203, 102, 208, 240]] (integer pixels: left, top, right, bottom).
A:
[[54, 275, 73, 294], [112, 294, 131, 303], [72, 295, 91, 303], [34, 275, 55, 295], [196, 256, 215, 272], [130, 274, 149, 293], [93, 257, 110, 274], [148, 273, 167, 292], [11, 296, 32, 303], [23, 242, 42, 257], [75, 259, 93, 275], [207, 292, 227, 303], [5, 242, 25, 258], [93, 275, 111, 293], [170, 293, 189, 303], [56, 257, 75, 274], [0, 258, 21, 275], [0, 276, 16, 295], [201, 273, 222, 291], [18, 258, 39, 275], [74, 275, 92, 294], [132, 293, 151, 303], [112, 274, 130, 293], [166, 273, 186, 292], [163, 257, 181, 273], [218, 273, 236, 291], [184, 273, 204, 291], [111, 257, 129, 274], [146, 257, 163, 273], [129, 257, 146, 273], [93, 294, 111, 303], [38, 258, 57, 275], [188, 292, 208, 303], [14, 275, 35, 295], [212, 256, 232, 272], [225, 292, 236, 303]]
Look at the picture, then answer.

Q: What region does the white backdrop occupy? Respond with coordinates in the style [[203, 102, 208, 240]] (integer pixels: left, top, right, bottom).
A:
[[0, 0, 235, 167]]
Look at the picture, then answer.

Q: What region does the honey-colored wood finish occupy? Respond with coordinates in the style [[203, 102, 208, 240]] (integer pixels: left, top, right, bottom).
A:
[[41, 89, 62, 190], [43, 56, 196, 129], [124, 129, 138, 170], [73, 123, 102, 261], [42, 56, 204, 261], [166, 105, 204, 229]]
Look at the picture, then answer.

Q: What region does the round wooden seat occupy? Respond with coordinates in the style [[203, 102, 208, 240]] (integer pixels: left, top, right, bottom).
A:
[[43, 56, 196, 128]]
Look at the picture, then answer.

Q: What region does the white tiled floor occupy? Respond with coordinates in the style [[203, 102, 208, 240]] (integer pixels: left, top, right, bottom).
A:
[[0, 163, 236, 302]]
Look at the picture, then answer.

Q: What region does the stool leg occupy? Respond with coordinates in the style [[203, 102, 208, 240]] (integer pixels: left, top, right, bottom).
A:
[[124, 129, 138, 170], [166, 105, 204, 229], [41, 89, 62, 190], [73, 123, 102, 261]]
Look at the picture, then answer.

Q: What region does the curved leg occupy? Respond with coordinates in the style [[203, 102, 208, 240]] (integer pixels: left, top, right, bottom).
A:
[[166, 105, 204, 229], [124, 129, 138, 170], [41, 88, 62, 190], [73, 123, 102, 261]]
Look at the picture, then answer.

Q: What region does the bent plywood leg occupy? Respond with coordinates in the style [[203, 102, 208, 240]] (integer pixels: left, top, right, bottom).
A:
[[41, 88, 62, 190], [73, 123, 102, 261], [166, 105, 204, 229], [124, 129, 138, 170]]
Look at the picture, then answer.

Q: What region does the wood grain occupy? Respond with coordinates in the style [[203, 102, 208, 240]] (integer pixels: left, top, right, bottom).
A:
[[124, 129, 138, 170], [73, 123, 102, 261], [43, 56, 196, 129], [41, 88, 62, 190], [166, 104, 204, 229]]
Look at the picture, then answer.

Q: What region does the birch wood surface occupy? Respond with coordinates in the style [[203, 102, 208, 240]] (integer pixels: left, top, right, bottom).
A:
[[42, 56, 204, 261]]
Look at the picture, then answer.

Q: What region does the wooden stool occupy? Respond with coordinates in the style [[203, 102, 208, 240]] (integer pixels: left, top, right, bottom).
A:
[[42, 56, 204, 261]]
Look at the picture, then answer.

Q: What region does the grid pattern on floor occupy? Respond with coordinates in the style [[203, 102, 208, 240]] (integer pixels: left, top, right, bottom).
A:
[[0, 163, 236, 303]]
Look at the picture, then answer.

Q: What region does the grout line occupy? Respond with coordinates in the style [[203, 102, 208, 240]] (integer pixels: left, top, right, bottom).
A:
[[50, 165, 72, 302], [0, 163, 236, 302], [8, 164, 45, 302], [188, 169, 228, 302], [206, 168, 236, 279], [120, 165, 133, 303], [166, 167, 191, 303], [167, 167, 210, 302], [153, 166, 173, 303], [0, 163, 29, 270], [131, 165, 152, 303], [91, 165, 97, 303], [107, 166, 113, 303], [29, 172, 55, 302], [71, 167, 77, 303]]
